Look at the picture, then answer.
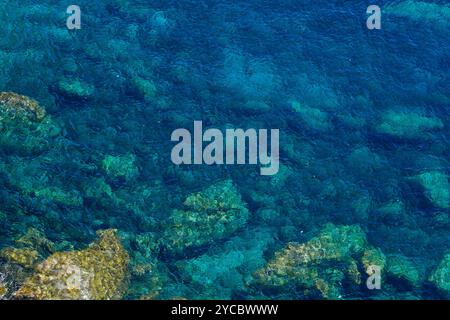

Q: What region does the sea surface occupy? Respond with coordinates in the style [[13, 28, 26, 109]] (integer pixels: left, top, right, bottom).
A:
[[0, 0, 449, 300]]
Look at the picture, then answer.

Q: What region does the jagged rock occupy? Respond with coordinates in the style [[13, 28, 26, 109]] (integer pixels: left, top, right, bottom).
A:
[[0, 92, 61, 154], [162, 180, 249, 253], [14, 229, 129, 300], [0, 92, 46, 121], [254, 224, 386, 299], [0, 248, 40, 269]]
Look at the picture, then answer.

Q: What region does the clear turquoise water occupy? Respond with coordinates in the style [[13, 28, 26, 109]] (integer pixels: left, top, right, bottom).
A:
[[0, 0, 448, 299]]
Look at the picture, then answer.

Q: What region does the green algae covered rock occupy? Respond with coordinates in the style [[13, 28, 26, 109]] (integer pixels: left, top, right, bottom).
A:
[[0, 248, 40, 269], [291, 101, 331, 131], [254, 224, 375, 299], [361, 247, 386, 274], [0, 228, 60, 271], [429, 254, 450, 296], [374, 110, 443, 139], [125, 231, 168, 300], [346, 147, 383, 175], [84, 177, 114, 199], [375, 200, 406, 221], [132, 75, 157, 102], [15, 228, 57, 255], [34, 187, 84, 207], [386, 255, 421, 288], [102, 153, 139, 180], [413, 171, 449, 209], [386, 1, 450, 28], [15, 229, 129, 300], [57, 79, 94, 98], [162, 180, 249, 253], [0, 92, 46, 121], [0, 92, 61, 154]]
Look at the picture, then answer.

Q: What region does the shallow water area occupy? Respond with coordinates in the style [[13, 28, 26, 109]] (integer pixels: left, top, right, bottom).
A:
[[0, 0, 448, 300]]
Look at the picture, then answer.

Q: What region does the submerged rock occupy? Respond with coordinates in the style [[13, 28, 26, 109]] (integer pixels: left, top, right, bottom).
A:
[[291, 101, 331, 131], [374, 110, 443, 139], [176, 228, 275, 299], [15, 228, 57, 255], [254, 224, 386, 299], [386, 255, 421, 288], [361, 247, 386, 275], [162, 180, 249, 253], [0, 261, 29, 300], [0, 228, 58, 271], [0, 248, 40, 269], [413, 171, 449, 209], [429, 254, 450, 296], [131, 75, 157, 102], [102, 153, 139, 180], [33, 187, 84, 207], [14, 229, 129, 300], [386, 1, 450, 28], [57, 79, 94, 99], [0, 92, 46, 121], [0, 92, 61, 154], [375, 200, 406, 222]]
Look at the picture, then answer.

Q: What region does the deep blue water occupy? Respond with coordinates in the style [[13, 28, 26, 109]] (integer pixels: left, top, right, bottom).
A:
[[0, 0, 448, 299]]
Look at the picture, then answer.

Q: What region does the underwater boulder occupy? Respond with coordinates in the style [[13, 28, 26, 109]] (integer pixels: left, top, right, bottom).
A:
[[361, 247, 386, 275], [0, 248, 40, 269], [429, 254, 450, 297], [253, 224, 385, 299], [0, 92, 46, 121], [162, 180, 249, 254], [33, 187, 84, 207], [346, 146, 384, 176], [14, 229, 129, 300], [125, 232, 168, 300], [412, 171, 449, 209], [128, 232, 161, 278], [374, 110, 443, 139], [386, 255, 421, 288], [0, 261, 29, 300], [0, 92, 61, 154], [291, 101, 332, 131], [375, 200, 406, 223], [14, 228, 57, 255], [56, 79, 95, 99], [131, 75, 157, 102], [102, 153, 139, 181]]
